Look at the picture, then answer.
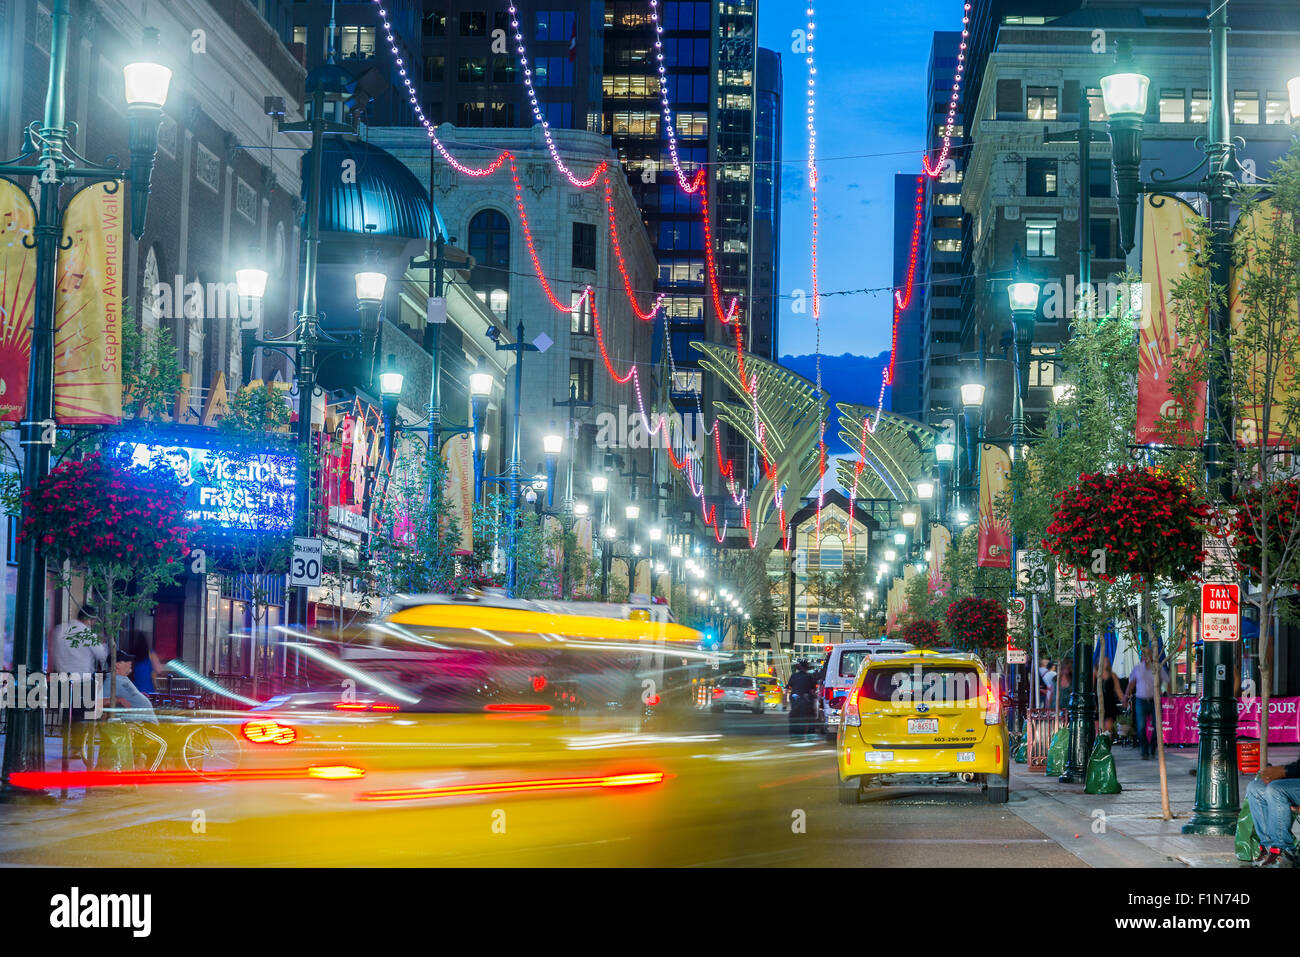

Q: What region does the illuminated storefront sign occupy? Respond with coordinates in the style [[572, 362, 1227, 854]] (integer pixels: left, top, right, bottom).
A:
[[119, 441, 296, 534]]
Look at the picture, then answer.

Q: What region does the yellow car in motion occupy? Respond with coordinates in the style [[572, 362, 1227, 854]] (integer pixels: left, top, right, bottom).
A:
[[835, 650, 1009, 805], [755, 674, 784, 710]]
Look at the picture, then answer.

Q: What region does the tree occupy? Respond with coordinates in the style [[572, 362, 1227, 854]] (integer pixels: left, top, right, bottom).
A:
[[1161, 143, 1300, 766], [204, 384, 313, 688], [120, 310, 183, 421], [807, 558, 874, 637], [370, 438, 467, 600], [21, 452, 194, 707]]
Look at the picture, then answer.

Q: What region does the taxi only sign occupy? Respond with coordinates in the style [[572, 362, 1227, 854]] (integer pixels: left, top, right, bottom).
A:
[[1200, 583, 1239, 642]]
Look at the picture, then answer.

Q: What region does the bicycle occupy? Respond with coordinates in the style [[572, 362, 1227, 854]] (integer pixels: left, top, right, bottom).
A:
[[78, 716, 242, 775]]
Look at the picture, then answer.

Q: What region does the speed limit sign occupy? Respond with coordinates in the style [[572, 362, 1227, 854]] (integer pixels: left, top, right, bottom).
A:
[[290, 537, 323, 587]]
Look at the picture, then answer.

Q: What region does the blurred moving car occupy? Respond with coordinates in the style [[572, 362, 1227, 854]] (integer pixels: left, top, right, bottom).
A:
[[710, 676, 765, 715], [755, 673, 784, 710], [835, 649, 1010, 805], [819, 639, 913, 735]]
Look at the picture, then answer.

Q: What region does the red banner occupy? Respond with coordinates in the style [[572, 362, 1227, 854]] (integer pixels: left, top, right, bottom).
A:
[[1136, 195, 1205, 444], [977, 444, 1011, 568], [0, 179, 36, 422]]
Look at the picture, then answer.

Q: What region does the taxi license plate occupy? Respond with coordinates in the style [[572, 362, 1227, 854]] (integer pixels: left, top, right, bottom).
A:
[[957, 752, 976, 763], [862, 751, 893, 762], [907, 718, 939, 734]]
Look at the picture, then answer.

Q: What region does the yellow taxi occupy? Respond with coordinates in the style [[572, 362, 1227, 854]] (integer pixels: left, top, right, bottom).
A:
[[835, 649, 1009, 804], [755, 673, 784, 709]]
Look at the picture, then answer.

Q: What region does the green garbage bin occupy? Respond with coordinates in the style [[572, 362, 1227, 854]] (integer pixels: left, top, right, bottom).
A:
[[1044, 725, 1069, 777], [1234, 801, 1259, 862], [1083, 733, 1121, 794]]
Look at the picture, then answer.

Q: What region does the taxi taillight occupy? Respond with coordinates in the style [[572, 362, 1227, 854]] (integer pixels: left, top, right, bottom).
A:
[[712, 688, 725, 697], [843, 688, 862, 727], [984, 681, 1002, 726], [241, 719, 297, 745]]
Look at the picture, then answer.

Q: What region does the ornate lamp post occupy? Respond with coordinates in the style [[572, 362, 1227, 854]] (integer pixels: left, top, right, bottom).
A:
[[960, 381, 985, 480], [934, 441, 955, 523], [377, 356, 404, 466], [1101, 18, 1243, 834], [469, 359, 493, 502], [0, 8, 169, 790]]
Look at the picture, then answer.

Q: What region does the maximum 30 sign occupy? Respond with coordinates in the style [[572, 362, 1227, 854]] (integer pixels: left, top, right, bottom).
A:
[[290, 537, 323, 587]]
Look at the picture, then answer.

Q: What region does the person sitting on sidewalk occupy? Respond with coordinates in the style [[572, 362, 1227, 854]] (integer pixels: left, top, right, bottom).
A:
[[1247, 755, 1300, 868]]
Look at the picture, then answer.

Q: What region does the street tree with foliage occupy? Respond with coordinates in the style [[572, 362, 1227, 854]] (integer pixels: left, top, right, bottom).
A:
[[1161, 145, 1300, 765]]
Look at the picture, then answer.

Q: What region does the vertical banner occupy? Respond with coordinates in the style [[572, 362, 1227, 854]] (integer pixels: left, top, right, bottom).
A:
[[977, 444, 1012, 568], [634, 558, 651, 596], [55, 183, 123, 424], [0, 179, 36, 421], [1137, 194, 1205, 443], [929, 522, 951, 594], [1231, 200, 1300, 447], [441, 432, 475, 554], [611, 557, 629, 596]]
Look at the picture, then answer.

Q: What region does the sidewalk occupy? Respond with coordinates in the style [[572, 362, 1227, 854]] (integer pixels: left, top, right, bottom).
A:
[[1009, 741, 1300, 867]]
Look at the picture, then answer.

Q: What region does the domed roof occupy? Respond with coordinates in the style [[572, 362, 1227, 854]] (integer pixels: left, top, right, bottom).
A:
[[306, 138, 439, 241], [305, 62, 357, 98]]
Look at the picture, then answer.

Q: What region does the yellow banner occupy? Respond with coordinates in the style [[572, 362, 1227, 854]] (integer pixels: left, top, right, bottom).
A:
[[55, 183, 123, 423], [0, 179, 36, 422], [977, 444, 1011, 568], [1137, 194, 1206, 443], [929, 522, 951, 594], [441, 432, 475, 554], [634, 557, 651, 596], [1231, 199, 1300, 447]]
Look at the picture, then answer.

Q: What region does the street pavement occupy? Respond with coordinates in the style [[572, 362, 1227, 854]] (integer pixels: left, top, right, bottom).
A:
[[0, 714, 1291, 867]]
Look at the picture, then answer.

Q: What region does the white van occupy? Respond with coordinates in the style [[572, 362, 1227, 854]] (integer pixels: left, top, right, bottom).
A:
[[817, 639, 914, 735]]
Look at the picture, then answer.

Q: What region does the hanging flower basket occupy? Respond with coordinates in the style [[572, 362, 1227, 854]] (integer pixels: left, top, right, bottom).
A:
[[945, 596, 1005, 655], [1231, 477, 1300, 586], [20, 452, 194, 568], [1042, 465, 1208, 582], [897, 618, 943, 649]]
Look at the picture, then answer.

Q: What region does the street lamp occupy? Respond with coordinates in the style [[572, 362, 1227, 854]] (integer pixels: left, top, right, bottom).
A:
[[122, 28, 173, 239], [916, 481, 934, 500], [625, 503, 640, 522], [1, 10, 171, 789], [469, 360, 493, 502], [1100, 44, 1150, 254], [378, 354, 404, 466], [1102, 18, 1257, 832], [901, 509, 917, 528], [1290, 75, 1300, 119], [543, 427, 562, 508]]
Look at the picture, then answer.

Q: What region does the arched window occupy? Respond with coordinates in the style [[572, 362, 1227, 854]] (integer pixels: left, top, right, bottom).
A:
[[467, 209, 510, 300], [819, 534, 844, 570]]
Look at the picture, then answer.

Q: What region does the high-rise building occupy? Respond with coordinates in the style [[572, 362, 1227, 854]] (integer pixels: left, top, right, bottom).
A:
[[291, 0, 423, 126], [888, 174, 925, 423], [959, 0, 1300, 445], [919, 31, 967, 426], [414, 2, 604, 131], [752, 47, 782, 362]]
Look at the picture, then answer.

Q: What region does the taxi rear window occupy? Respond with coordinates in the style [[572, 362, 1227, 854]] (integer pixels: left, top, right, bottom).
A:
[[721, 677, 752, 688], [860, 665, 982, 702]]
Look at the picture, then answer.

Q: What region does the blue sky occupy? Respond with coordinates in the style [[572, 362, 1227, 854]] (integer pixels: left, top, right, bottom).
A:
[[760, 0, 960, 358]]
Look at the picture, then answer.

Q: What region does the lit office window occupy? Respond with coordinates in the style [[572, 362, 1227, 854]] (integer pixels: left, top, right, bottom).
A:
[[1025, 220, 1057, 257], [1159, 88, 1185, 123], [1233, 90, 1260, 124], [1027, 86, 1058, 121]]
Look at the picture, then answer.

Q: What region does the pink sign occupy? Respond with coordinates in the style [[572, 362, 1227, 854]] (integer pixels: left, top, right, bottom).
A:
[[1159, 696, 1300, 745]]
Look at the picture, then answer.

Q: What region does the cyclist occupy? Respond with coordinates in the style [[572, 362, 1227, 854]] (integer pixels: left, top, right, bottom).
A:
[[108, 649, 157, 723]]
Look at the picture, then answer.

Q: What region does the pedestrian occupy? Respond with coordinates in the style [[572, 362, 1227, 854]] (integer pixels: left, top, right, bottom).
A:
[[1057, 658, 1073, 713], [1125, 650, 1169, 760], [1245, 755, 1300, 868], [1038, 657, 1056, 708], [1097, 657, 1125, 737], [47, 603, 107, 761], [107, 649, 157, 724], [126, 631, 165, 695]]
